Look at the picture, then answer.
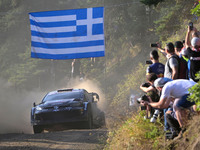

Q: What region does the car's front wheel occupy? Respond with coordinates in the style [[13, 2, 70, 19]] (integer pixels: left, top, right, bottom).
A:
[[84, 108, 93, 129], [33, 125, 43, 134]]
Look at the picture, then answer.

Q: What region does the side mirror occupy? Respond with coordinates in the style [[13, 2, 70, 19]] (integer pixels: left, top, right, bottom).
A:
[[96, 94, 99, 100], [33, 102, 36, 107], [92, 93, 99, 101]]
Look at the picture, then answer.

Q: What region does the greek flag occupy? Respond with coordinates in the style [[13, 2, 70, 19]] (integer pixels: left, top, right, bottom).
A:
[[29, 7, 105, 59]]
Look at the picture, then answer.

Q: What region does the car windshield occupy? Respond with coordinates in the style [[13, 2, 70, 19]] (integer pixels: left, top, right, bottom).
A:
[[43, 91, 82, 102]]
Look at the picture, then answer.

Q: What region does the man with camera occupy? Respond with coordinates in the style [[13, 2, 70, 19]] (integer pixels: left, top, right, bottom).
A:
[[141, 78, 196, 139], [139, 73, 160, 119], [139, 50, 164, 120]]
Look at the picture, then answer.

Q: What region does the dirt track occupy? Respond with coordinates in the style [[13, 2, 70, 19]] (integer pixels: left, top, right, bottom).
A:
[[0, 128, 108, 150]]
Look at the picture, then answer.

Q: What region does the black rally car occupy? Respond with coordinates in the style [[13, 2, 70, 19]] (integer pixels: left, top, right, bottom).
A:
[[31, 89, 105, 133]]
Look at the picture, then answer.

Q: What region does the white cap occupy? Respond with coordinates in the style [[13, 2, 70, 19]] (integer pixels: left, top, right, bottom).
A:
[[191, 37, 200, 47], [154, 78, 173, 88]]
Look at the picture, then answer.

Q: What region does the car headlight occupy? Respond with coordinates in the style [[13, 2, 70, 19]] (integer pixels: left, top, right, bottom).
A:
[[36, 106, 42, 111]]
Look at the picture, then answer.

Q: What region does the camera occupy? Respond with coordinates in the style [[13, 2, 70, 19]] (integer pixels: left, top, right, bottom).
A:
[[137, 94, 149, 103], [189, 22, 193, 30], [150, 43, 158, 47], [150, 109, 160, 123], [146, 60, 153, 64], [141, 82, 151, 87], [137, 95, 149, 111]]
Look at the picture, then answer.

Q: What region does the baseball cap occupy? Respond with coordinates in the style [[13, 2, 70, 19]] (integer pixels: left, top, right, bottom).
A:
[[154, 78, 173, 88], [191, 37, 200, 47]]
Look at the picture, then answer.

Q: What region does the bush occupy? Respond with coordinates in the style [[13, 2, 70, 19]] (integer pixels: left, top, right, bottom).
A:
[[105, 111, 164, 150], [188, 72, 200, 111]]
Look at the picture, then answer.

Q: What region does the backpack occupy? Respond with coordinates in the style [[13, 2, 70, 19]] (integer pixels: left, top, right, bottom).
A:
[[167, 55, 188, 79]]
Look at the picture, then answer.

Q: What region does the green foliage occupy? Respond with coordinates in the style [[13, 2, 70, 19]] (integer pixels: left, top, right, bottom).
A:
[[191, 2, 200, 16], [188, 72, 200, 111], [105, 111, 164, 150], [154, 5, 180, 40], [154, 0, 193, 41], [5, 47, 43, 89], [0, 0, 23, 32]]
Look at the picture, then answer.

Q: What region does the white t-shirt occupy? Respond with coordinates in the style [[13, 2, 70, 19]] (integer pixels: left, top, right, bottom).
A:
[[160, 79, 196, 99]]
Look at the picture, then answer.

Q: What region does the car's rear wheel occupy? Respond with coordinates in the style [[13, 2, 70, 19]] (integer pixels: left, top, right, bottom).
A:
[[33, 125, 43, 134]]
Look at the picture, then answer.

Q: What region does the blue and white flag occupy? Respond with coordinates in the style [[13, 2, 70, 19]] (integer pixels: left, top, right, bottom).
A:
[[29, 7, 105, 59]]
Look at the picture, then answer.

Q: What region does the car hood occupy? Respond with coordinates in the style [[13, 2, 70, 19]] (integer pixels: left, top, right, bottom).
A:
[[39, 99, 81, 108]]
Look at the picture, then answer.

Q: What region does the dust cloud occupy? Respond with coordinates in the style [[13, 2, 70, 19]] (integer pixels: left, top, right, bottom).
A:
[[0, 79, 45, 134], [63, 77, 107, 112], [0, 77, 107, 134]]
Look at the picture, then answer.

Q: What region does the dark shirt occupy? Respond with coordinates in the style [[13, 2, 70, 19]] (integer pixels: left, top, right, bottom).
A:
[[186, 47, 200, 82], [146, 62, 165, 77]]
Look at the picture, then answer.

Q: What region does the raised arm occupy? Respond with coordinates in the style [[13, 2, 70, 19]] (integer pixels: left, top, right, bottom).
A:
[[185, 26, 192, 48], [157, 43, 167, 57]]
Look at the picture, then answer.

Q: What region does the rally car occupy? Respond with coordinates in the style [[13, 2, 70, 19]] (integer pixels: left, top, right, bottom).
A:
[[31, 89, 105, 133]]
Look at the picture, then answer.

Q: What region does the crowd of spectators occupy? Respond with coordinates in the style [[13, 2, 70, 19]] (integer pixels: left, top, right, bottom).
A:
[[138, 23, 200, 140]]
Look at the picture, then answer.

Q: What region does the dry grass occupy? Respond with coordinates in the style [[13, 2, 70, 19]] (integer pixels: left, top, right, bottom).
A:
[[104, 111, 164, 150]]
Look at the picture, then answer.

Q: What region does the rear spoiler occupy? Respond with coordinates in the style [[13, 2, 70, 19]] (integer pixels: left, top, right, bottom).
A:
[[57, 89, 73, 92]]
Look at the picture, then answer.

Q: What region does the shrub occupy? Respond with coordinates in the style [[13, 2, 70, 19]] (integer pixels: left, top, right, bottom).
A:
[[188, 72, 200, 111]]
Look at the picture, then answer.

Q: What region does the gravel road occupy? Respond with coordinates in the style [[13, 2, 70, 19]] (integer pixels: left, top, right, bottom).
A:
[[0, 128, 108, 150]]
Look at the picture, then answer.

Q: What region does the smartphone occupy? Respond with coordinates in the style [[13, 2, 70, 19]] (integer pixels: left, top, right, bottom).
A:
[[150, 43, 158, 47], [189, 22, 193, 30], [146, 60, 153, 64]]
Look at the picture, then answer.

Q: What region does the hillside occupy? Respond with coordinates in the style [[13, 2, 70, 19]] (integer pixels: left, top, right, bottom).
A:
[[168, 114, 200, 150], [104, 0, 200, 150], [104, 111, 200, 150]]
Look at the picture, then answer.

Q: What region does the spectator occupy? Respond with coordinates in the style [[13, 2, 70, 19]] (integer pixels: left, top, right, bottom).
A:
[[157, 43, 180, 131], [146, 50, 165, 77], [174, 41, 188, 79], [174, 41, 184, 57], [71, 59, 81, 79], [142, 78, 196, 138], [181, 40, 189, 61], [140, 73, 159, 95], [157, 43, 179, 80], [165, 110, 181, 139], [140, 73, 160, 119], [185, 25, 200, 82], [181, 40, 191, 79]]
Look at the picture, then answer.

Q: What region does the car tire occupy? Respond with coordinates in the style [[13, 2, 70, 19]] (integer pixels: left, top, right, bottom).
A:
[[100, 112, 106, 127], [84, 108, 93, 129], [33, 125, 43, 134]]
